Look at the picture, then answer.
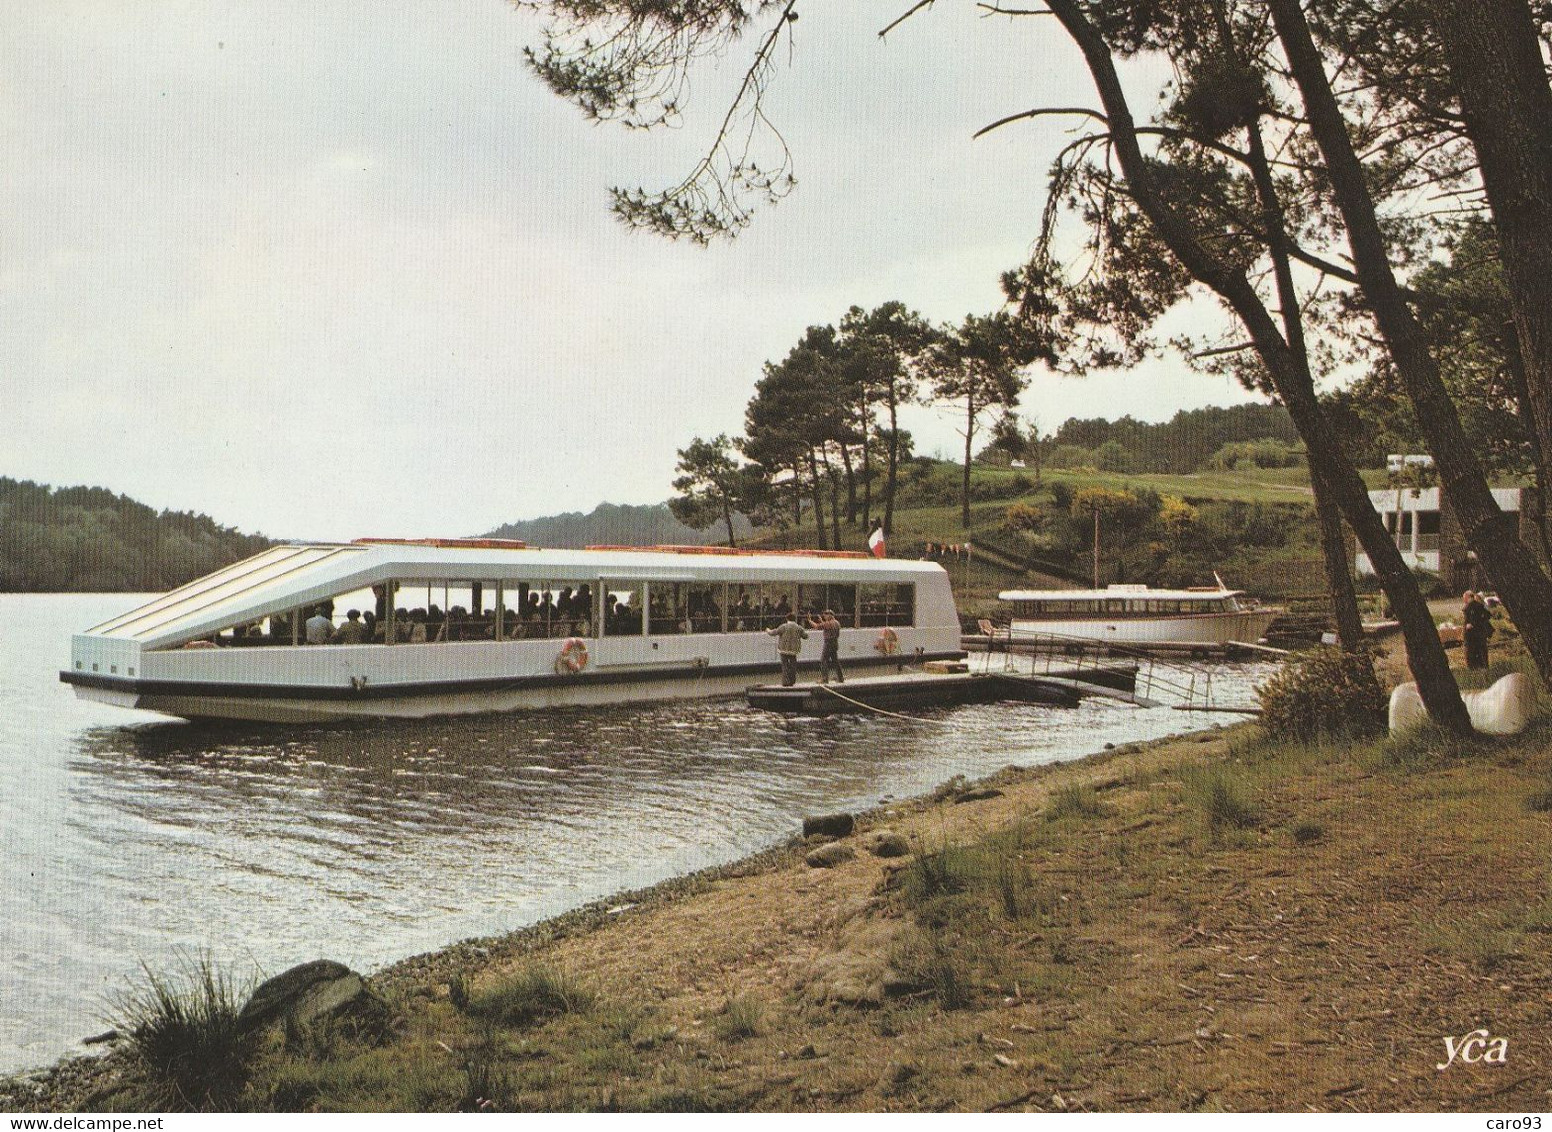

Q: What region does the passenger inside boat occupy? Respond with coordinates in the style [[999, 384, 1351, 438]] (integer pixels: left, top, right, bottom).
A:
[[195, 575, 915, 650]]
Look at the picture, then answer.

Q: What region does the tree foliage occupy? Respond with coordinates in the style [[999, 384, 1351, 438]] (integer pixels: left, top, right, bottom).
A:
[[668, 434, 747, 546], [0, 478, 272, 592]]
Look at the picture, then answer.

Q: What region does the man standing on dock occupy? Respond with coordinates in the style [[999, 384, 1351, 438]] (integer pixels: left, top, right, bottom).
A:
[[807, 609, 844, 685], [768, 612, 808, 686]]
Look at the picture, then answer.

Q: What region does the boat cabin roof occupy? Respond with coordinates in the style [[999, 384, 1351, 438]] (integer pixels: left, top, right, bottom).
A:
[[84, 540, 946, 649], [999, 584, 1245, 603]]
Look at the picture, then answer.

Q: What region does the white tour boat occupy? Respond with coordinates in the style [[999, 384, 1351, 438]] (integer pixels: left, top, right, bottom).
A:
[[997, 582, 1279, 647], [62, 539, 963, 723]]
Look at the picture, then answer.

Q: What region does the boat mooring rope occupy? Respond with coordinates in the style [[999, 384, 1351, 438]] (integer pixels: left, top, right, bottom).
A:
[[816, 683, 925, 720]]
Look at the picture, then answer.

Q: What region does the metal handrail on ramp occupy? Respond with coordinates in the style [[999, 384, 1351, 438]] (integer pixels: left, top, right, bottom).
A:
[[971, 624, 1227, 711]]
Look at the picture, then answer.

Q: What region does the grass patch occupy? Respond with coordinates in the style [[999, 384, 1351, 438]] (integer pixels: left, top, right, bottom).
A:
[[898, 844, 981, 903], [1289, 819, 1325, 845], [712, 995, 764, 1042], [1417, 917, 1522, 973], [1182, 765, 1261, 837], [891, 930, 976, 1010], [465, 966, 594, 1029], [260, 1047, 449, 1112], [1046, 783, 1111, 821], [1520, 894, 1552, 934], [458, 1039, 514, 1113], [109, 951, 257, 1112]]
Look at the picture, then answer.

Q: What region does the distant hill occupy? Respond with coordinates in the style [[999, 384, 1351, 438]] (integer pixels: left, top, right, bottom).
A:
[[0, 477, 273, 592], [485, 501, 752, 548]]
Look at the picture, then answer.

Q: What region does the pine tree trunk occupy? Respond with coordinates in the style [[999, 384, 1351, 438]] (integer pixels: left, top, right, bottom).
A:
[[1431, 0, 1552, 549], [1271, 0, 1552, 688], [884, 387, 900, 537], [860, 392, 873, 530], [840, 443, 857, 524], [961, 390, 975, 528], [1244, 119, 1369, 658], [808, 448, 827, 550], [827, 449, 842, 549], [1310, 462, 1367, 652]]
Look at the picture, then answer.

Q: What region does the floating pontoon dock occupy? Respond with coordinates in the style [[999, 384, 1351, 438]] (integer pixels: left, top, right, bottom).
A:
[[746, 665, 1148, 715]]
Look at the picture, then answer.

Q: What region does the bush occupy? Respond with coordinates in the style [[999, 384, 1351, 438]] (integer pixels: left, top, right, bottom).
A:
[[1290, 820, 1325, 844], [1004, 501, 1048, 532], [1257, 647, 1386, 742], [1047, 445, 1096, 470], [111, 952, 257, 1111]]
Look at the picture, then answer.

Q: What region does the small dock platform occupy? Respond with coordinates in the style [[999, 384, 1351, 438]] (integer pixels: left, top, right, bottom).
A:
[[746, 666, 1146, 715]]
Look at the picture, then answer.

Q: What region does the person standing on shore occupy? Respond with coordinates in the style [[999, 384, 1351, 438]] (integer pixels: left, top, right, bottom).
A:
[[767, 613, 808, 686], [807, 609, 844, 685], [1462, 590, 1493, 670]]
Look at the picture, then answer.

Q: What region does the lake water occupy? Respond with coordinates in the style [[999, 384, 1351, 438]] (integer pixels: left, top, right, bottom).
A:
[[0, 593, 1272, 1075]]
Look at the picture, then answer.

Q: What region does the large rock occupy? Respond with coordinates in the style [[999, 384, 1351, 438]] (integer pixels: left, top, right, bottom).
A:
[[799, 917, 919, 1007], [803, 812, 855, 839], [237, 960, 390, 1039], [805, 842, 856, 869], [861, 829, 911, 858]]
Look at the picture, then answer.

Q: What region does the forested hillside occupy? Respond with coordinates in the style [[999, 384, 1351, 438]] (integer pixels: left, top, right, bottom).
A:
[[1047, 405, 1304, 473], [0, 478, 273, 592], [485, 501, 752, 548]]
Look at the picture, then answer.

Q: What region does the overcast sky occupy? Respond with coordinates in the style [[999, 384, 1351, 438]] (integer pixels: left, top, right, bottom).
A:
[[3, 1, 1261, 541]]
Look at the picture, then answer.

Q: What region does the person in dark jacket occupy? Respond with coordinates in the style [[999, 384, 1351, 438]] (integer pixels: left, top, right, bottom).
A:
[[807, 609, 845, 685], [1462, 590, 1493, 670]]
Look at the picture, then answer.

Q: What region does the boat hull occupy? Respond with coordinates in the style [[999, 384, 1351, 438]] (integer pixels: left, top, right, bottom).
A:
[[63, 650, 963, 723], [1007, 609, 1279, 647]]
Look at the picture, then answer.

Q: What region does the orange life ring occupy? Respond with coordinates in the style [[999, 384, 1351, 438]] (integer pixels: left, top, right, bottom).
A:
[[875, 627, 899, 655], [555, 637, 590, 674]]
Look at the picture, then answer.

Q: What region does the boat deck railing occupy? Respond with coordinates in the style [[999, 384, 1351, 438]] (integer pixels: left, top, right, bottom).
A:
[[971, 623, 1222, 710]]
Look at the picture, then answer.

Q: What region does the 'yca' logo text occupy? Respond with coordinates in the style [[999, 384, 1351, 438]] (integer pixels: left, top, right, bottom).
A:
[[1437, 1028, 1508, 1070]]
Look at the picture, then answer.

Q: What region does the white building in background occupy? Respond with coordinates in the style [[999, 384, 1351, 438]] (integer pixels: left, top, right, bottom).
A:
[[1353, 455, 1540, 586]]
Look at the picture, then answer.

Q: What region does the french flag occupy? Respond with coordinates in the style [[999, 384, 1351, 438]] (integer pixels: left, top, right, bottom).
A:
[[868, 527, 886, 558]]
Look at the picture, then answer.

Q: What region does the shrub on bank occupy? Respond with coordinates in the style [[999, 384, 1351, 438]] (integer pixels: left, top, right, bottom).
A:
[[1257, 647, 1386, 743], [110, 952, 257, 1111]]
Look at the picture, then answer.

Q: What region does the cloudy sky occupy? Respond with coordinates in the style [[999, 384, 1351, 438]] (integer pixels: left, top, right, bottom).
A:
[[3, 1, 1260, 541]]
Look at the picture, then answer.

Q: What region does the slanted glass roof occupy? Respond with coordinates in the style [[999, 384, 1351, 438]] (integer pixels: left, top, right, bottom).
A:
[[87, 545, 367, 644]]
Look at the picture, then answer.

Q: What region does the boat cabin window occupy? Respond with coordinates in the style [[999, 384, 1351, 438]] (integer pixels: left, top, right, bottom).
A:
[[797, 584, 859, 627], [727, 583, 760, 630], [503, 581, 593, 640], [761, 583, 796, 629], [859, 583, 914, 627], [642, 581, 729, 635], [688, 583, 724, 633], [648, 582, 689, 635], [205, 582, 388, 648], [603, 582, 645, 637]]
